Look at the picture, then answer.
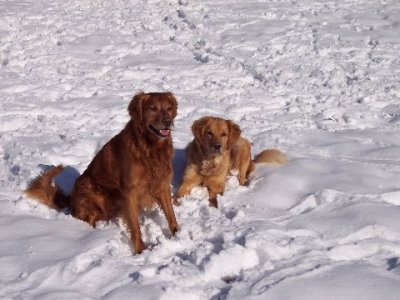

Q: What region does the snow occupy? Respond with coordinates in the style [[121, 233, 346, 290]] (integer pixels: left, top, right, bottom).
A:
[[1, 0, 400, 299]]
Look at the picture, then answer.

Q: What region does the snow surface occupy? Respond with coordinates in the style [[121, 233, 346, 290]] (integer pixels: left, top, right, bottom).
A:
[[1, 0, 400, 299]]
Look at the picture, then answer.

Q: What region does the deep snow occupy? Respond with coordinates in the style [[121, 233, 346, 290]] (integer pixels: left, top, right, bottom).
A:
[[1, 0, 400, 299]]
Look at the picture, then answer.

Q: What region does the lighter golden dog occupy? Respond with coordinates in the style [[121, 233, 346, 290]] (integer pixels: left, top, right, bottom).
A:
[[175, 116, 287, 207], [26, 92, 179, 254]]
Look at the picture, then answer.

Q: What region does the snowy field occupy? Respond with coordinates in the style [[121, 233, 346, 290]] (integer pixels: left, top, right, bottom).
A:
[[1, 0, 400, 299]]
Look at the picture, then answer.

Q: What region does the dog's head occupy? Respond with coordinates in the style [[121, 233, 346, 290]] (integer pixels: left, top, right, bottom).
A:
[[128, 92, 177, 140], [192, 116, 241, 156]]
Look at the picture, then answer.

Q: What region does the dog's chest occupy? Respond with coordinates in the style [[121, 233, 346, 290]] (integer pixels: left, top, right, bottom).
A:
[[142, 150, 171, 181], [200, 155, 228, 177]]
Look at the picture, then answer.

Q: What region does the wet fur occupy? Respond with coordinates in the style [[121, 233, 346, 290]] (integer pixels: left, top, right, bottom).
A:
[[25, 92, 179, 254], [175, 116, 287, 208]]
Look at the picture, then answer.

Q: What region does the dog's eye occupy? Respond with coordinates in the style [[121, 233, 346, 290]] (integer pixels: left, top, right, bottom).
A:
[[150, 106, 158, 112], [221, 133, 227, 137], [165, 106, 173, 112], [207, 131, 213, 137]]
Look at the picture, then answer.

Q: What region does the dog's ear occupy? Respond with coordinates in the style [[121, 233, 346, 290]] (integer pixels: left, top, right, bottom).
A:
[[227, 120, 241, 147], [128, 92, 149, 122], [192, 117, 210, 143]]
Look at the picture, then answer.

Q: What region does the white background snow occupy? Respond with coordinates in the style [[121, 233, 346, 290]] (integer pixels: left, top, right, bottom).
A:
[[1, 0, 400, 299]]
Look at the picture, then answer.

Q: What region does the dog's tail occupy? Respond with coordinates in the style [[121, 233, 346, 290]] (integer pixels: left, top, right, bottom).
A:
[[25, 165, 70, 210], [249, 149, 287, 173], [254, 149, 287, 166]]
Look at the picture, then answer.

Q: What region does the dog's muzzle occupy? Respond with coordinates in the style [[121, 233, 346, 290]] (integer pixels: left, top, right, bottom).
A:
[[149, 124, 171, 139]]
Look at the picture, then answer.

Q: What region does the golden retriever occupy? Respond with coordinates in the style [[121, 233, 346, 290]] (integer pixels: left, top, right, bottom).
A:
[[25, 92, 179, 254], [175, 116, 287, 208]]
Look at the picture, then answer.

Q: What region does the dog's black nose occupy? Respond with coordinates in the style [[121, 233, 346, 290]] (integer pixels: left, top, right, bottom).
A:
[[214, 143, 221, 151], [163, 118, 172, 127]]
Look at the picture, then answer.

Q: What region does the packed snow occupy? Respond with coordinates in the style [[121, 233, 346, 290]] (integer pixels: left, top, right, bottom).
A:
[[1, 0, 400, 299]]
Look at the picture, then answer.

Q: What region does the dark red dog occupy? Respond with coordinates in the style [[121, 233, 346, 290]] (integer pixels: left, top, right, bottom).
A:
[[26, 92, 179, 254]]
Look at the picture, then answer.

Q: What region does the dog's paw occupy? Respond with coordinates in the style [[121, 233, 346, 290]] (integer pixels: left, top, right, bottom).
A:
[[134, 239, 146, 254], [209, 198, 218, 208], [173, 197, 181, 206]]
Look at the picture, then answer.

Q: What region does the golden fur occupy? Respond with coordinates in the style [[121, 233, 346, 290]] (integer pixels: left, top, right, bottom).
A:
[[26, 92, 179, 254], [175, 116, 287, 207]]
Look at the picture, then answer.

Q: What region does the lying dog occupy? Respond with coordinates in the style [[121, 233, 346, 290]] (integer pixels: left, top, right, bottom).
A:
[[25, 92, 179, 254], [175, 116, 287, 207]]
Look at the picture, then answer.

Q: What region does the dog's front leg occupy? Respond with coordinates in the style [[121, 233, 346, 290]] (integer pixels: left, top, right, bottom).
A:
[[206, 180, 225, 208], [159, 187, 179, 236], [123, 189, 145, 254]]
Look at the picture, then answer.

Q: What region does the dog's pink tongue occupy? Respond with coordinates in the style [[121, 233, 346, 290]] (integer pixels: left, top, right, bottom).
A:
[[160, 129, 170, 136]]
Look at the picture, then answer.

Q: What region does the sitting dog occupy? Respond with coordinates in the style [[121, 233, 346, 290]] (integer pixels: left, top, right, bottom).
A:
[[25, 92, 179, 254], [175, 116, 287, 207]]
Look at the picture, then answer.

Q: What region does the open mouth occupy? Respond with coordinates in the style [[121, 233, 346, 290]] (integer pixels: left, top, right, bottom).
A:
[[149, 124, 171, 139]]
